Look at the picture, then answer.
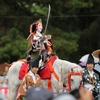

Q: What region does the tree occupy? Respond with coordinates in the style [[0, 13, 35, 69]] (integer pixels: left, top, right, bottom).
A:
[[0, 0, 100, 63], [0, 28, 27, 63]]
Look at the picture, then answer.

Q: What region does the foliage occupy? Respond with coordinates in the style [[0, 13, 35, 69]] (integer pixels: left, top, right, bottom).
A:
[[0, 0, 100, 63], [0, 28, 27, 63], [51, 28, 79, 59]]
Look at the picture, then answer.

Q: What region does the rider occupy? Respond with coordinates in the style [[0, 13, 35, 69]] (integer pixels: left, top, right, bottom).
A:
[[27, 18, 55, 70], [27, 18, 44, 55]]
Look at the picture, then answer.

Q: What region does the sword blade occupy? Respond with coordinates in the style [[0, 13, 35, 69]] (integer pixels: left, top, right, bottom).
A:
[[44, 4, 51, 35], [39, 5, 51, 55]]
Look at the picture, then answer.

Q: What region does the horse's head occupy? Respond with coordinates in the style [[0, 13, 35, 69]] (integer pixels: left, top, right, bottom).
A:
[[52, 59, 84, 92], [67, 65, 84, 91], [66, 71, 83, 91]]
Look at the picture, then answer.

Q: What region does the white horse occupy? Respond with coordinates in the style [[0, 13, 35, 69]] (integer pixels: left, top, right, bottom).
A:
[[8, 56, 83, 100]]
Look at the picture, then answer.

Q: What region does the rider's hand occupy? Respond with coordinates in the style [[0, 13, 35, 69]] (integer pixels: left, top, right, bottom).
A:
[[45, 35, 51, 39]]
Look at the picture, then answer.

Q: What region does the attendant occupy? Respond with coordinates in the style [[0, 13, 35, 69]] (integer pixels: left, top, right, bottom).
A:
[[82, 54, 100, 100], [17, 55, 42, 100]]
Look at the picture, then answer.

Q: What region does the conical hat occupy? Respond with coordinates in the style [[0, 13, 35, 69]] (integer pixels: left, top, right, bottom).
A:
[[92, 49, 100, 58], [87, 54, 94, 64]]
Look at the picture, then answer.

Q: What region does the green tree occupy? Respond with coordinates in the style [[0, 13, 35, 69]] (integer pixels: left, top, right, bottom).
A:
[[0, 0, 100, 63], [0, 28, 27, 63]]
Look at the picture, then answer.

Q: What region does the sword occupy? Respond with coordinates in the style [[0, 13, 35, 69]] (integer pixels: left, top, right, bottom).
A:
[[44, 4, 51, 35], [39, 4, 51, 55]]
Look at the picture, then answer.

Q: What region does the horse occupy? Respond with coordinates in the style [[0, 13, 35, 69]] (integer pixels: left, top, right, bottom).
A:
[[8, 56, 83, 100]]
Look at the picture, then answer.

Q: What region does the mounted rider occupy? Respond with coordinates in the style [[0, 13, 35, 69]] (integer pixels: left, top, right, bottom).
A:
[[27, 18, 44, 54], [27, 18, 55, 70]]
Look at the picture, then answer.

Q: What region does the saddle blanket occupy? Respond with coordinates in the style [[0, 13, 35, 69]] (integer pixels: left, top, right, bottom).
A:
[[39, 56, 57, 79], [18, 62, 28, 80]]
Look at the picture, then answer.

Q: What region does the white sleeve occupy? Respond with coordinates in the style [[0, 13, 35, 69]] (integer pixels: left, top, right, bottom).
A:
[[33, 35, 40, 40]]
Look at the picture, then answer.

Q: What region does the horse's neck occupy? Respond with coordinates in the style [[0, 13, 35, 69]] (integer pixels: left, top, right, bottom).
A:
[[57, 59, 80, 83], [61, 60, 76, 71]]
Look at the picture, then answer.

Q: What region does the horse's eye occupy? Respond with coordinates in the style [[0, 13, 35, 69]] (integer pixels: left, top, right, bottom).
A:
[[71, 79, 73, 81]]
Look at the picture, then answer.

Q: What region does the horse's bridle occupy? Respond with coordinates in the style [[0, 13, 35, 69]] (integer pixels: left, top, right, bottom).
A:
[[66, 71, 83, 91]]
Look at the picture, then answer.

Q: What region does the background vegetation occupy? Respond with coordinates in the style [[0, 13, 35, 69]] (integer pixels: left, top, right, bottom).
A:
[[0, 0, 100, 63]]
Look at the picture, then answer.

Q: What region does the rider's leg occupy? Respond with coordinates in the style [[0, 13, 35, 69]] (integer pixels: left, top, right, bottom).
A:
[[41, 51, 48, 67]]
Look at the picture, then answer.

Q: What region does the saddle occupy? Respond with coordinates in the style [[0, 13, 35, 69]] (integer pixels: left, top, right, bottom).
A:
[[18, 56, 57, 80]]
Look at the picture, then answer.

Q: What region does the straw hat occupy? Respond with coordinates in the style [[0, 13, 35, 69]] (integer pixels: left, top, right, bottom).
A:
[[92, 49, 100, 58]]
